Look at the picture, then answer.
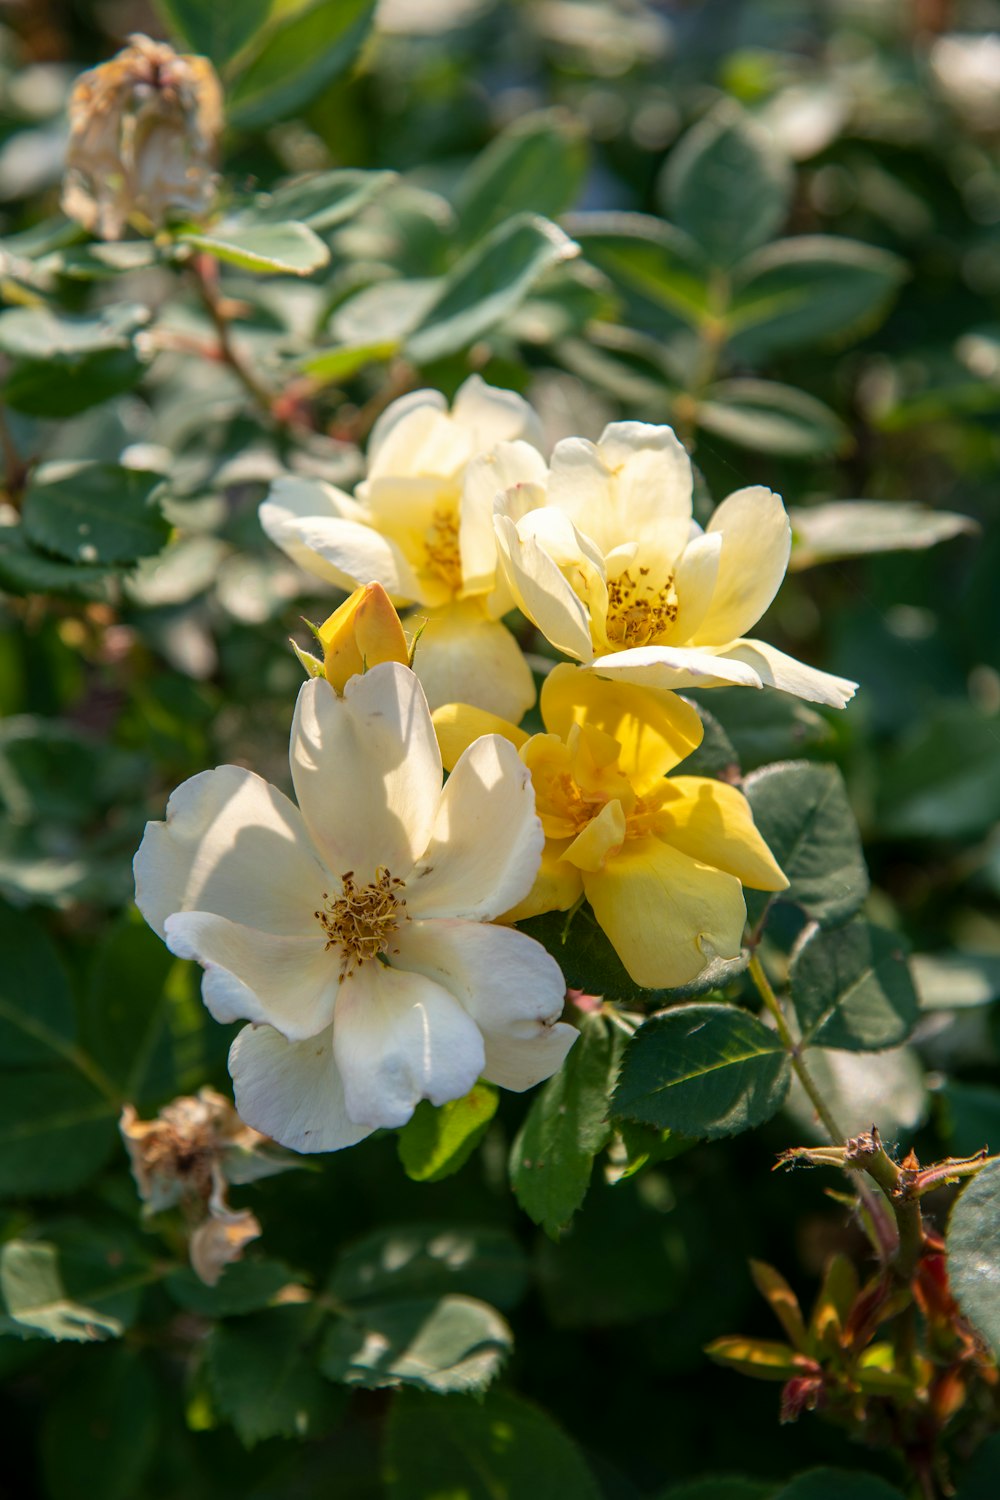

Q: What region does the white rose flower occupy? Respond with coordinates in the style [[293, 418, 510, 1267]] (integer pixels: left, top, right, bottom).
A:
[[259, 376, 546, 721], [134, 663, 575, 1153], [494, 422, 856, 709]]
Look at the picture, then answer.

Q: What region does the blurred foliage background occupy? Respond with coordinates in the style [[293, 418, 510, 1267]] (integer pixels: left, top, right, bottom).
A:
[[2, 1, 1000, 1497]]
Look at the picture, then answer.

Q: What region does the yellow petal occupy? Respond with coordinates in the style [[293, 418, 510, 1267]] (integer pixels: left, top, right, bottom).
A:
[[563, 799, 627, 872], [659, 777, 789, 892], [409, 598, 536, 719], [503, 838, 583, 922], [541, 663, 704, 790], [431, 702, 526, 772], [319, 582, 409, 693], [584, 835, 746, 989]]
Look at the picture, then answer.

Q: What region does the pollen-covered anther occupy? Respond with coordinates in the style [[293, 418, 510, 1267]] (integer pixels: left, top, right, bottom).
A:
[[316, 867, 407, 980], [605, 568, 679, 648], [424, 507, 463, 592]]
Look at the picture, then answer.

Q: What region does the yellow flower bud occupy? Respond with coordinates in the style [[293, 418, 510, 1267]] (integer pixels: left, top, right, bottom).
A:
[[318, 582, 410, 693], [62, 33, 223, 241]]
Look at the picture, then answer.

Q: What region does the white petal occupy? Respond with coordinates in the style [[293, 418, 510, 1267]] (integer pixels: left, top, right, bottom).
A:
[[290, 666, 442, 880], [460, 440, 548, 595], [165, 910, 337, 1040], [597, 421, 693, 563], [134, 765, 326, 939], [452, 374, 544, 452], [699, 486, 791, 644], [394, 917, 567, 1038], [407, 734, 544, 921], [266, 508, 422, 599], [590, 645, 764, 692], [410, 600, 535, 720], [494, 513, 594, 662], [229, 1023, 372, 1154], [482, 1024, 579, 1092], [332, 961, 485, 1129], [722, 639, 858, 709], [367, 388, 448, 473], [260, 477, 368, 590]]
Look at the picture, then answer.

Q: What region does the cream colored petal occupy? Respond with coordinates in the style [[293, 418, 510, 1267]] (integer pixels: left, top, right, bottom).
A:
[[544, 436, 615, 547], [540, 663, 704, 789], [393, 917, 567, 1041], [591, 645, 764, 692], [696, 486, 791, 644], [722, 639, 858, 709], [134, 765, 327, 939], [482, 1024, 579, 1092], [431, 702, 527, 772], [228, 1022, 372, 1154], [584, 836, 747, 990], [409, 600, 536, 720], [290, 666, 442, 880], [260, 477, 371, 590], [659, 778, 789, 892], [452, 373, 544, 451], [598, 421, 694, 563], [332, 960, 485, 1129], [164, 910, 337, 1040], [460, 440, 548, 595], [563, 799, 627, 872], [407, 734, 543, 921], [262, 501, 423, 598], [672, 531, 723, 643], [367, 390, 449, 476], [494, 514, 594, 662]]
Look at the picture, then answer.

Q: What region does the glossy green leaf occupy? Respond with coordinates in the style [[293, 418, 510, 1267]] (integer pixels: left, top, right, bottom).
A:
[[0, 1071, 119, 1197], [510, 1012, 622, 1236], [0, 304, 148, 417], [613, 1004, 791, 1139], [320, 1294, 511, 1393], [226, 0, 376, 130], [697, 380, 847, 457], [728, 237, 907, 360], [660, 103, 793, 269], [40, 1345, 159, 1500], [948, 1157, 1000, 1357], [384, 1389, 603, 1500], [789, 501, 975, 570], [243, 167, 395, 231], [789, 920, 919, 1051], [406, 213, 579, 364], [166, 1259, 302, 1318], [568, 210, 710, 334], [329, 1225, 527, 1312], [0, 1227, 150, 1341], [743, 762, 869, 930], [398, 1082, 498, 1182], [784, 1045, 927, 1143], [178, 219, 329, 274], [454, 110, 586, 244], [22, 463, 168, 567], [685, 688, 833, 772], [205, 1303, 339, 1446], [0, 528, 119, 600], [154, 0, 272, 67]]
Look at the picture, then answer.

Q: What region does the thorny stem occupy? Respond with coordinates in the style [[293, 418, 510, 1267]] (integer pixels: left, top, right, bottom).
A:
[[845, 1129, 926, 1282], [190, 254, 276, 415]]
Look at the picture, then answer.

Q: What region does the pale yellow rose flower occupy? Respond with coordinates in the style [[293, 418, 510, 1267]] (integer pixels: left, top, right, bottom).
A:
[[62, 33, 223, 240]]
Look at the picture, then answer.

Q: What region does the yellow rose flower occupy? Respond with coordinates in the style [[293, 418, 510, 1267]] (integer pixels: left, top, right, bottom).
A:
[[434, 666, 788, 990], [318, 582, 410, 692]]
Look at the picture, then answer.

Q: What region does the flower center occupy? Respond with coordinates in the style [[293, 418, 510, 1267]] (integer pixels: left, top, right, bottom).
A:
[[315, 867, 406, 980], [605, 567, 678, 648], [424, 507, 463, 593]]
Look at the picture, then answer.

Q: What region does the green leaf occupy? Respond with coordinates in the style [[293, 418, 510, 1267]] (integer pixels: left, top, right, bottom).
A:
[[0, 903, 75, 1066], [178, 220, 329, 274], [81, 911, 177, 1103], [876, 705, 1000, 841], [612, 1003, 791, 1140], [654, 1481, 776, 1500], [956, 1432, 1000, 1500], [245, 167, 395, 231], [166, 1259, 303, 1318], [948, 1157, 1000, 1357], [938, 1084, 1000, 1159], [0, 527, 120, 600], [660, 103, 793, 269], [454, 110, 587, 244], [406, 213, 579, 365], [685, 688, 833, 772], [227, 0, 376, 131], [384, 1389, 603, 1500], [784, 1045, 927, 1143], [616, 1120, 697, 1180], [789, 501, 976, 571], [0, 304, 148, 417], [320, 1294, 511, 1393], [743, 762, 869, 930], [1, 1227, 150, 1342], [40, 1345, 159, 1500], [205, 1303, 339, 1446], [568, 210, 710, 334], [697, 380, 848, 458], [329, 1225, 527, 1312], [300, 339, 399, 384], [154, 0, 272, 67], [21, 463, 168, 567], [772, 1471, 906, 1500], [728, 237, 907, 360], [398, 1082, 498, 1183], [789, 920, 919, 1051], [914, 952, 1000, 1010], [510, 1012, 622, 1237], [0, 1071, 118, 1197]]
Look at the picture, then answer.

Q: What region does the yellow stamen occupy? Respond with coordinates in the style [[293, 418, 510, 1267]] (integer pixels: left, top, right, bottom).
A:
[[605, 567, 678, 648], [424, 507, 462, 593], [315, 867, 406, 981]]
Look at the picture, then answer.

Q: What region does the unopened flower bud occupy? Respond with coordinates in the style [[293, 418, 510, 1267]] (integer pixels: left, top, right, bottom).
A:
[[319, 582, 410, 693], [62, 33, 223, 241]]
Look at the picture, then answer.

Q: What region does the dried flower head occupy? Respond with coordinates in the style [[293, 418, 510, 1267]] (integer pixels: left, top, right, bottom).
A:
[[62, 33, 223, 241]]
